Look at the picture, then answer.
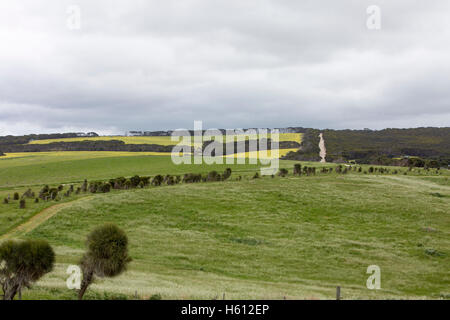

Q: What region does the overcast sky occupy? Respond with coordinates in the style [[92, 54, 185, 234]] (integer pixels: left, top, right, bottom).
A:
[[0, 0, 449, 135]]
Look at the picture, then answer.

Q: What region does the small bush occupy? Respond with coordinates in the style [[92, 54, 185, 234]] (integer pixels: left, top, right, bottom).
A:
[[207, 171, 221, 182], [0, 239, 55, 300], [23, 189, 34, 198], [182, 173, 202, 183], [81, 179, 88, 192], [165, 176, 175, 186], [223, 168, 232, 180], [78, 224, 131, 300], [278, 168, 288, 177], [152, 175, 164, 186], [3, 198, 8, 204], [13, 192, 19, 200], [19, 199, 26, 209], [130, 175, 141, 188]]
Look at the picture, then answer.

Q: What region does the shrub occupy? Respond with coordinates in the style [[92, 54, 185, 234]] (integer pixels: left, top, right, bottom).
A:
[[182, 173, 202, 183], [278, 168, 288, 177], [19, 199, 26, 209], [78, 224, 131, 300], [34, 198, 39, 203], [13, 192, 19, 200], [207, 171, 221, 182], [223, 168, 232, 180], [89, 181, 111, 193], [293, 164, 301, 175], [130, 175, 141, 188], [3, 198, 8, 204], [253, 172, 260, 179], [140, 176, 151, 186], [50, 188, 59, 200], [110, 177, 126, 189], [23, 189, 33, 198], [39, 185, 50, 199], [166, 176, 175, 186], [100, 183, 111, 193], [152, 175, 164, 186], [81, 179, 88, 192], [0, 240, 55, 300], [123, 179, 132, 189]]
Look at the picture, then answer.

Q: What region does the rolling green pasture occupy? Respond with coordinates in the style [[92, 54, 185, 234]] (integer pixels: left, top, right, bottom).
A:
[[0, 151, 448, 300], [22, 174, 450, 300], [0, 152, 264, 188]]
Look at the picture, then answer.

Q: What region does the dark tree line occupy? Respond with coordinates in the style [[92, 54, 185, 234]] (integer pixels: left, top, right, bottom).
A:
[[0, 133, 100, 146], [283, 127, 450, 167], [0, 140, 181, 153]]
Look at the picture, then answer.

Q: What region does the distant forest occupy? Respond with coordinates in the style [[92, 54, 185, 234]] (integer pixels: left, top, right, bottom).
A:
[[284, 127, 450, 167]]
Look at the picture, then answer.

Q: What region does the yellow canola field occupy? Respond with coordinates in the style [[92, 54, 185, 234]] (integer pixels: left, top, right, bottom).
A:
[[27, 133, 302, 146]]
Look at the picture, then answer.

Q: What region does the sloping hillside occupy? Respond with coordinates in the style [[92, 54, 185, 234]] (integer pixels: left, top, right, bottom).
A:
[[283, 127, 450, 166]]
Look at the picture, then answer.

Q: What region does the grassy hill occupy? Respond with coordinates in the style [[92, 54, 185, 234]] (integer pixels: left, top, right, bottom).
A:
[[0, 151, 448, 300]]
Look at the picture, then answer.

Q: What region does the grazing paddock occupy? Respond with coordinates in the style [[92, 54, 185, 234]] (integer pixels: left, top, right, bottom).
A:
[[0, 151, 448, 300]]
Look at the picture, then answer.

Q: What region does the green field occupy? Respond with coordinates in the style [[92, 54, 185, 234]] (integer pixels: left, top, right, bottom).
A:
[[0, 151, 449, 300]]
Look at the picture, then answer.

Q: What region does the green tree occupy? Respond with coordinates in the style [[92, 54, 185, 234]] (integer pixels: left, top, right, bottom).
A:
[[293, 164, 301, 175], [78, 224, 132, 300], [0, 240, 55, 300]]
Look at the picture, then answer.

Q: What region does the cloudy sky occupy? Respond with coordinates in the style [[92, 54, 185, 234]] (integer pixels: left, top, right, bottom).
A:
[[0, 0, 449, 135]]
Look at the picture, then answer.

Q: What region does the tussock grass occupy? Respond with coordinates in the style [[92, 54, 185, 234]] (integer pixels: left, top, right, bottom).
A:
[[17, 173, 450, 300]]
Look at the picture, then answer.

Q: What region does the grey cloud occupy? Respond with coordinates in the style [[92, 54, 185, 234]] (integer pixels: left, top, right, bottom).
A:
[[0, 0, 449, 135]]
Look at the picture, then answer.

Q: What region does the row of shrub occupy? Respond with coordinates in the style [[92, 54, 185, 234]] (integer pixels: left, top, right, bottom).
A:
[[3, 168, 235, 208], [5, 164, 441, 208], [253, 164, 443, 179]]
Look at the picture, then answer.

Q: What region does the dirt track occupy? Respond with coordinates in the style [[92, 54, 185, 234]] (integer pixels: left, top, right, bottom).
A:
[[1, 196, 92, 240], [319, 133, 326, 163]]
